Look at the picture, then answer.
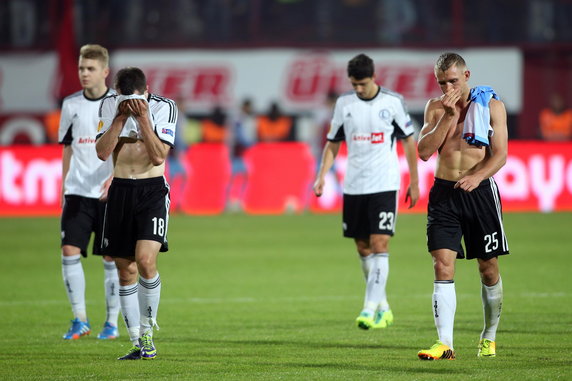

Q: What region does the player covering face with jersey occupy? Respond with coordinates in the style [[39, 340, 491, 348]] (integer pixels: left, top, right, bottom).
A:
[[96, 67, 178, 360]]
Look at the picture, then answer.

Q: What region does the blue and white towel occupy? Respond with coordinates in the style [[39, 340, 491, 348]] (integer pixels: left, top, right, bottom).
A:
[[463, 86, 499, 147], [116, 94, 154, 139]]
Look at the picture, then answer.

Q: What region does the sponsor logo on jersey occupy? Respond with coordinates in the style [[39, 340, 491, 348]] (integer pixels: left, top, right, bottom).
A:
[[162, 128, 174, 136], [78, 137, 96, 144], [352, 132, 384, 144], [371, 132, 384, 143]]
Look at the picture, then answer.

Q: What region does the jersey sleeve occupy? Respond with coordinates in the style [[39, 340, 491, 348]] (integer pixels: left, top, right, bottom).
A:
[[96, 96, 116, 140], [326, 98, 345, 142], [58, 100, 74, 145], [392, 97, 415, 139], [153, 99, 178, 148]]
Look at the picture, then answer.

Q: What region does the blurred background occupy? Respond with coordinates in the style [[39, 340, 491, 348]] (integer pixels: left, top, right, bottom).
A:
[[1, 0, 571, 215]]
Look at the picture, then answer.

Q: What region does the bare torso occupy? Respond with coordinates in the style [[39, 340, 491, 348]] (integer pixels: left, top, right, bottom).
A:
[[429, 99, 489, 181], [113, 138, 165, 179]]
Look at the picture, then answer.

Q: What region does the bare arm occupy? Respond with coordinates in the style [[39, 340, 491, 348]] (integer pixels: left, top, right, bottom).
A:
[[61, 145, 71, 208], [418, 89, 461, 161], [401, 135, 419, 208], [455, 99, 508, 191], [127, 99, 170, 166], [313, 140, 341, 197]]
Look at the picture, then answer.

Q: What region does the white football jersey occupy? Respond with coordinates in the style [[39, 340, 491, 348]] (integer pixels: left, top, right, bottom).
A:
[[58, 89, 115, 199], [97, 93, 177, 148], [327, 87, 414, 195]]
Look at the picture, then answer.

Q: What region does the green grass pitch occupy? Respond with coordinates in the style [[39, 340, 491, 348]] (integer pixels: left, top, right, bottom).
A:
[[1, 212, 571, 380]]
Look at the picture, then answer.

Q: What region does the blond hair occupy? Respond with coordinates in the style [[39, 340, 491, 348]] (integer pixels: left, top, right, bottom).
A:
[[434, 52, 467, 74], [79, 44, 109, 68]]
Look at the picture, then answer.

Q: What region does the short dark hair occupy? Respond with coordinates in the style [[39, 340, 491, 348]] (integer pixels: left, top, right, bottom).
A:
[[114, 67, 147, 95], [434, 52, 467, 73], [347, 54, 374, 80]]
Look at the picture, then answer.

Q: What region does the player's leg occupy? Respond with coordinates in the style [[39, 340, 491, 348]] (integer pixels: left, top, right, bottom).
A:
[[115, 256, 142, 360], [467, 178, 508, 357], [135, 240, 162, 360], [419, 179, 462, 359], [354, 238, 376, 329], [478, 256, 502, 357], [61, 245, 91, 339], [94, 199, 121, 339], [418, 248, 457, 360], [60, 196, 92, 339], [366, 191, 396, 328], [368, 234, 393, 328], [98, 255, 120, 339], [343, 193, 376, 329]]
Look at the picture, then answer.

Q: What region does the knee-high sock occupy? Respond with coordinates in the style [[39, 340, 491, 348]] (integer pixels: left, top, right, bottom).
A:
[[360, 254, 373, 281], [433, 280, 456, 349], [363, 253, 389, 313], [103, 259, 121, 326], [138, 274, 161, 336], [481, 276, 503, 341], [119, 283, 140, 345], [62, 254, 87, 321]]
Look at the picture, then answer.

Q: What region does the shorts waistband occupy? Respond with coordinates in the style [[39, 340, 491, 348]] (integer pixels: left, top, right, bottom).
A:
[[112, 176, 166, 187], [434, 177, 492, 189]]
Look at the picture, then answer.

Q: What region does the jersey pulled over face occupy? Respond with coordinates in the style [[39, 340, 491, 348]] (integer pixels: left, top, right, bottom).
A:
[[97, 93, 177, 147], [327, 87, 415, 195]]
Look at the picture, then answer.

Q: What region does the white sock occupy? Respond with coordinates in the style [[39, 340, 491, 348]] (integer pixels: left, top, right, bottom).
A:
[[481, 276, 503, 341], [433, 280, 456, 349], [138, 273, 161, 336], [62, 254, 87, 321], [363, 253, 390, 313], [359, 254, 373, 281], [103, 259, 120, 326], [119, 283, 140, 345]]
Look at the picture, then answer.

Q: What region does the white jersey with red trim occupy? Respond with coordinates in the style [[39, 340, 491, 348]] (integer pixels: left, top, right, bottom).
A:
[[327, 87, 414, 195], [58, 89, 115, 199]]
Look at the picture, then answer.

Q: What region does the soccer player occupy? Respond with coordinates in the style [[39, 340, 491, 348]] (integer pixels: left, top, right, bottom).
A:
[[95, 67, 177, 360], [59, 44, 120, 340], [313, 53, 419, 330], [417, 52, 509, 360]]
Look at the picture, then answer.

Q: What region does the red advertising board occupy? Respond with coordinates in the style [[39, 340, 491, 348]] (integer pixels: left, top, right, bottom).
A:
[[1, 142, 572, 216]]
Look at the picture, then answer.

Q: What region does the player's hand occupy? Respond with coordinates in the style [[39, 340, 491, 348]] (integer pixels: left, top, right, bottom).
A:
[[313, 178, 325, 197], [99, 175, 113, 202], [440, 88, 462, 117], [116, 101, 131, 117], [454, 174, 483, 192], [126, 99, 149, 120], [405, 184, 420, 208]]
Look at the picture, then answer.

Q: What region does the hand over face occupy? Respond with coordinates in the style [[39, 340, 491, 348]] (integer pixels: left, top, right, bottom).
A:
[[117, 101, 131, 117], [125, 99, 149, 119], [440, 88, 462, 116]]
